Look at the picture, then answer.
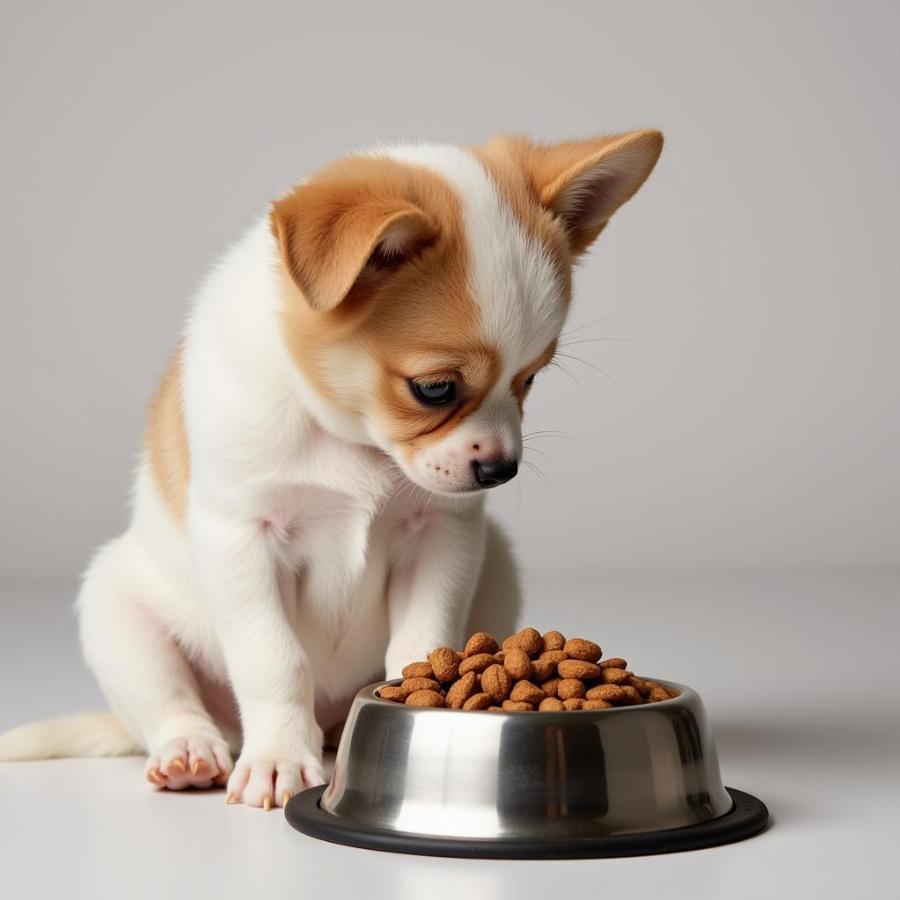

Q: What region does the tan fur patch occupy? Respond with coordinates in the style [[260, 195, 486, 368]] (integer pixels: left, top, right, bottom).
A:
[[275, 155, 502, 450], [510, 340, 558, 413], [146, 346, 189, 522]]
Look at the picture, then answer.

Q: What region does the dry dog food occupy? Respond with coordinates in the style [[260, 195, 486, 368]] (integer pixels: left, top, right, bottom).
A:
[[380, 628, 679, 711]]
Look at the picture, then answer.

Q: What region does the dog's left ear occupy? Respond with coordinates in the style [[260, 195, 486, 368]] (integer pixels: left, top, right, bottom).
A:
[[517, 129, 664, 255]]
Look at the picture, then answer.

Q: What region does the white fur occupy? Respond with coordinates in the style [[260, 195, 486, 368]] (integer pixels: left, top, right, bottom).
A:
[[0, 148, 548, 808], [376, 145, 563, 488]]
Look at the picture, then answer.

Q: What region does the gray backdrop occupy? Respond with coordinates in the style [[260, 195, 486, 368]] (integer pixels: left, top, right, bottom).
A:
[[2, 0, 898, 585]]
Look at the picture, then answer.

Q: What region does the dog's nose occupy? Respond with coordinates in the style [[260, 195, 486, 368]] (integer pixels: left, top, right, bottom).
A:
[[471, 457, 518, 488]]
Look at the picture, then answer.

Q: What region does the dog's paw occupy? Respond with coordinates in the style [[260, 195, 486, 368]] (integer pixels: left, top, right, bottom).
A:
[[145, 735, 233, 791], [226, 754, 326, 810]]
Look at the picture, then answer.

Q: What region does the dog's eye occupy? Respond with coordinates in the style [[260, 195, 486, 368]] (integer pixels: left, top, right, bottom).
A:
[[524, 374, 536, 390], [409, 379, 457, 405]]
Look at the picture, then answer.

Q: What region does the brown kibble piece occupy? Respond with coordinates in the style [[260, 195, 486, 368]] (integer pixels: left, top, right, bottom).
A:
[[619, 685, 643, 705], [557, 678, 586, 700], [462, 692, 493, 711], [539, 697, 565, 712], [538, 649, 568, 665], [405, 690, 445, 707], [562, 697, 585, 710], [481, 664, 513, 701], [501, 700, 533, 711], [542, 630, 566, 652], [503, 647, 533, 681], [531, 657, 556, 682], [558, 659, 602, 680], [401, 677, 442, 693], [487, 705, 504, 712], [585, 684, 626, 704], [428, 647, 460, 683], [600, 657, 628, 670], [564, 638, 602, 663], [464, 632, 499, 657], [401, 661, 434, 679], [516, 628, 544, 656], [446, 671, 477, 709], [504, 627, 542, 656], [510, 680, 545, 705], [628, 675, 652, 697], [458, 653, 497, 675], [644, 680, 678, 699], [541, 676, 561, 698], [379, 685, 412, 703], [584, 699, 613, 710], [648, 686, 671, 702], [599, 667, 629, 685]]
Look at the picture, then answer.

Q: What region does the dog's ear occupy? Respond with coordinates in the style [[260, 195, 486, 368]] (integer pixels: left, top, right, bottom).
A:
[[271, 173, 438, 312], [514, 130, 663, 255]]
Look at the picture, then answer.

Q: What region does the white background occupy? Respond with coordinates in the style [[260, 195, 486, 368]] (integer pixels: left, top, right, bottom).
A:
[[2, 3, 899, 897], [2, 0, 898, 582]]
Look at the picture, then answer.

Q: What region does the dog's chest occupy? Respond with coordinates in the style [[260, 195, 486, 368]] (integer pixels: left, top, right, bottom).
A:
[[265, 483, 397, 694], [267, 485, 378, 581]]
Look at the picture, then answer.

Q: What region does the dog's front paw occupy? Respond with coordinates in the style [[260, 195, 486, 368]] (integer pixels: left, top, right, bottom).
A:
[[146, 734, 233, 791], [226, 751, 325, 810]]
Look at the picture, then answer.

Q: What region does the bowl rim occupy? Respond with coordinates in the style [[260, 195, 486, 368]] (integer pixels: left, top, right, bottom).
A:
[[367, 676, 694, 715]]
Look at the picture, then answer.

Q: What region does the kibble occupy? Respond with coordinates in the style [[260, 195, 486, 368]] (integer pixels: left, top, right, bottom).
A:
[[464, 632, 499, 657], [558, 659, 602, 681], [401, 661, 434, 679], [542, 630, 567, 652], [406, 689, 445, 707], [481, 664, 513, 702], [428, 647, 460, 683], [564, 638, 602, 663], [503, 647, 533, 681], [379, 628, 678, 712], [557, 678, 586, 700], [401, 677, 442, 693], [458, 652, 497, 675], [509, 680, 545, 705], [446, 671, 477, 709], [463, 692, 493, 710]]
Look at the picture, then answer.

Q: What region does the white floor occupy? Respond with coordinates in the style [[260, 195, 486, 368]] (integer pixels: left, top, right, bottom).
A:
[[1, 570, 898, 899]]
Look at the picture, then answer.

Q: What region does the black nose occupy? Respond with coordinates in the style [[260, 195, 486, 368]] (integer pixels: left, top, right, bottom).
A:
[[471, 457, 518, 488]]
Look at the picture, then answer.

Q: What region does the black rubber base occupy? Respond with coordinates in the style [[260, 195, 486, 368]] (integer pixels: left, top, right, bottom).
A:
[[285, 786, 768, 859]]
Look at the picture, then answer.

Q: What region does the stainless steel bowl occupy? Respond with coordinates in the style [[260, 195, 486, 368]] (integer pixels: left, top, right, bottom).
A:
[[285, 678, 768, 858]]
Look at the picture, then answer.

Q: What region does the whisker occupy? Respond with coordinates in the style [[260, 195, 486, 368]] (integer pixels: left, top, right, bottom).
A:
[[560, 316, 613, 339], [521, 458, 551, 489], [554, 352, 617, 384], [521, 443, 550, 457], [549, 359, 587, 392], [559, 336, 636, 347], [523, 429, 575, 438], [522, 432, 577, 445]]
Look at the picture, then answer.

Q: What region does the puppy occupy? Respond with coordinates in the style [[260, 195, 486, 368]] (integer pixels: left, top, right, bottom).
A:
[[0, 132, 662, 808]]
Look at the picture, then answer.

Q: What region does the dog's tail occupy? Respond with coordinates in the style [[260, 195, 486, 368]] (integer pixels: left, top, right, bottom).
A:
[[0, 712, 142, 761]]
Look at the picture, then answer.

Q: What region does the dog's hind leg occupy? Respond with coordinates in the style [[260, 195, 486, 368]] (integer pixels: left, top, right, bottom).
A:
[[78, 534, 233, 791]]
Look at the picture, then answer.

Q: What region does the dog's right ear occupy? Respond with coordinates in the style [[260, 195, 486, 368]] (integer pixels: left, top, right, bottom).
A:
[[271, 168, 438, 313]]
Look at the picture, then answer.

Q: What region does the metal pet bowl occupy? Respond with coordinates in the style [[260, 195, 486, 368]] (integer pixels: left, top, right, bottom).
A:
[[286, 678, 768, 858]]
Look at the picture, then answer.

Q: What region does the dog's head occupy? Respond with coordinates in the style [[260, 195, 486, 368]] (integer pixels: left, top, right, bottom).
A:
[[272, 132, 662, 495]]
